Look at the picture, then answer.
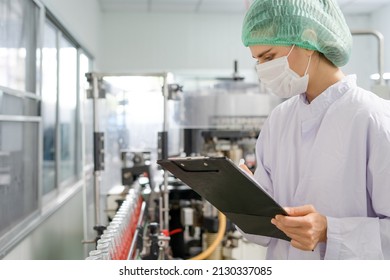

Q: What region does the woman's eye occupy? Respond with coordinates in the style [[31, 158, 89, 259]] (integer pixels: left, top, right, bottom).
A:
[[256, 54, 274, 64]]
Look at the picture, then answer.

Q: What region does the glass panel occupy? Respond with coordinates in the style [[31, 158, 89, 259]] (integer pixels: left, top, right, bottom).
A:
[[100, 76, 168, 193], [0, 0, 39, 92], [59, 35, 77, 183], [0, 121, 39, 236], [41, 20, 57, 195]]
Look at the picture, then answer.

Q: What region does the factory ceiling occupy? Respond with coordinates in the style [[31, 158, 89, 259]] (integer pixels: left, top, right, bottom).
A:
[[98, 0, 390, 15]]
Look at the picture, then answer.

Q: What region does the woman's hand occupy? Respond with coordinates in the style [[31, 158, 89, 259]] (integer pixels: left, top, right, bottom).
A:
[[271, 204, 327, 251], [239, 163, 253, 176]]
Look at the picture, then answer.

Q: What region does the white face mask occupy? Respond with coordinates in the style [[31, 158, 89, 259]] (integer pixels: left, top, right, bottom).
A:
[[256, 45, 311, 98]]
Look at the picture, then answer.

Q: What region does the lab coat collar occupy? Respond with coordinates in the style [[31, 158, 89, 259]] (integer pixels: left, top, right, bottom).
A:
[[299, 75, 356, 121]]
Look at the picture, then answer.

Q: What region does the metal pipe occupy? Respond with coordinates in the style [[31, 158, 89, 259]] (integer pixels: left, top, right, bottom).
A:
[[91, 74, 102, 226], [351, 30, 385, 85], [159, 196, 164, 232], [83, 72, 170, 79], [162, 74, 170, 231]]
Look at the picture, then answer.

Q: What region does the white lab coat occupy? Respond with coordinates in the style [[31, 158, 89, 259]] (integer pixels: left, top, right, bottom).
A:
[[239, 75, 390, 259]]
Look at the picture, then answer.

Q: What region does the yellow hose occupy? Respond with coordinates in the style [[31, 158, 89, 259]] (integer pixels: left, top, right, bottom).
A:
[[189, 211, 226, 260]]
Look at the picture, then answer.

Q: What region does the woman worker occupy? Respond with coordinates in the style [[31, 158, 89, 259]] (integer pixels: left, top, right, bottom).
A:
[[239, 0, 390, 259]]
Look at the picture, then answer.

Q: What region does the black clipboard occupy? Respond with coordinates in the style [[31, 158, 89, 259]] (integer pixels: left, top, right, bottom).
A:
[[157, 156, 290, 241]]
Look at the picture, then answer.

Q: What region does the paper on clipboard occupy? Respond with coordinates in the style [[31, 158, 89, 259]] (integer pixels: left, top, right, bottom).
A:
[[157, 156, 290, 241]]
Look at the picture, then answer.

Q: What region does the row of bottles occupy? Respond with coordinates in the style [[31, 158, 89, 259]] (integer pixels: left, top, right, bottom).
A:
[[86, 187, 143, 260]]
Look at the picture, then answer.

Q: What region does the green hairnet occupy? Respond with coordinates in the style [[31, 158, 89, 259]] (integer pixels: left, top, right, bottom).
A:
[[242, 0, 352, 67]]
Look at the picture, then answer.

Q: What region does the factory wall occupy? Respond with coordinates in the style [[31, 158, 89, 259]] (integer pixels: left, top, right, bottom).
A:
[[39, 0, 102, 69], [3, 190, 84, 259], [100, 13, 251, 74], [99, 11, 384, 90], [371, 5, 390, 80], [343, 14, 378, 91]]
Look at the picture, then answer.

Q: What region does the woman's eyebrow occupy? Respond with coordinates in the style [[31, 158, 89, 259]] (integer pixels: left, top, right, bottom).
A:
[[252, 48, 272, 59]]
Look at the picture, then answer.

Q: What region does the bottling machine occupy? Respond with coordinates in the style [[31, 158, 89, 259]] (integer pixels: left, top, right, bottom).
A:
[[84, 71, 278, 260]]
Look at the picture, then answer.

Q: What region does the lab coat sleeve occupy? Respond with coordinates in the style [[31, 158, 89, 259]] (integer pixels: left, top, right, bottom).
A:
[[235, 121, 274, 247], [325, 119, 390, 260]]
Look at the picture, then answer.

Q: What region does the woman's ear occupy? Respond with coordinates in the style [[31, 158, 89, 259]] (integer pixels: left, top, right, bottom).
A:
[[304, 49, 315, 58]]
